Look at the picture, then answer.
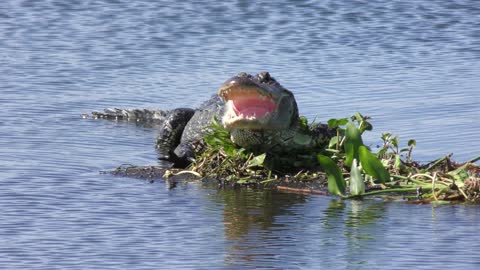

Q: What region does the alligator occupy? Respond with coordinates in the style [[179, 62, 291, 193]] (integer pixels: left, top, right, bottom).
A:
[[91, 72, 334, 169]]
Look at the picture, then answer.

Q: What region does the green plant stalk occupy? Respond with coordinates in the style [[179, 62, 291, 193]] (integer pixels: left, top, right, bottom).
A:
[[466, 155, 480, 164], [342, 186, 433, 199], [391, 174, 428, 186], [406, 145, 414, 162], [425, 154, 452, 171], [260, 171, 275, 184], [260, 178, 277, 184], [384, 183, 430, 189]]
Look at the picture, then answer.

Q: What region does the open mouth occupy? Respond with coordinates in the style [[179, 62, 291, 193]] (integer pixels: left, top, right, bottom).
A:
[[220, 86, 278, 127]]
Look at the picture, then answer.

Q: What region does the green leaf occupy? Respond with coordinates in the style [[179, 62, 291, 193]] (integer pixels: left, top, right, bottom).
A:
[[344, 122, 364, 168], [203, 136, 215, 147], [377, 148, 389, 159], [318, 154, 346, 195], [394, 154, 401, 171], [381, 133, 392, 141], [328, 136, 340, 149], [358, 146, 390, 183], [247, 153, 266, 168], [362, 121, 373, 132], [327, 119, 339, 128], [338, 118, 349, 126], [352, 112, 363, 122], [391, 136, 399, 148], [350, 159, 365, 195], [299, 116, 308, 129], [223, 144, 237, 156], [327, 118, 348, 128], [408, 139, 416, 147]]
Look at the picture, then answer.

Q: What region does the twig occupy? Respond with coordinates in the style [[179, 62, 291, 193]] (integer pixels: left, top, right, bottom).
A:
[[277, 186, 329, 195], [411, 173, 434, 180], [172, 170, 202, 178], [458, 187, 469, 201], [294, 170, 304, 178]]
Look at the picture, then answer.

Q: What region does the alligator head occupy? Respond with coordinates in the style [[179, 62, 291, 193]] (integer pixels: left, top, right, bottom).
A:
[[218, 72, 299, 131]]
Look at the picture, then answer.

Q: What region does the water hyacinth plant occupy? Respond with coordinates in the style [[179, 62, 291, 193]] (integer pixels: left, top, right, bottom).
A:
[[172, 112, 480, 203]]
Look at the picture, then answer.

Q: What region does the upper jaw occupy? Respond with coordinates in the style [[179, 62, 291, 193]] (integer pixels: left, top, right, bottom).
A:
[[218, 72, 277, 98]]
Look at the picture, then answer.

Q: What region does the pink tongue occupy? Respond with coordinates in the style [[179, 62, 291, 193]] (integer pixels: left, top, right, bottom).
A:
[[232, 98, 275, 117]]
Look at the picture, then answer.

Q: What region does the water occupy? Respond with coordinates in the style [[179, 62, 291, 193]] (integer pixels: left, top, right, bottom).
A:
[[1, 0, 480, 269]]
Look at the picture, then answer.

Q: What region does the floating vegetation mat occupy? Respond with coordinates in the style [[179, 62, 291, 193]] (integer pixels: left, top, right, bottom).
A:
[[108, 113, 480, 204]]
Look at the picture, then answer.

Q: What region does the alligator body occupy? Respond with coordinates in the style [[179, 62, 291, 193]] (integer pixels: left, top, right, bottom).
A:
[[92, 72, 333, 168]]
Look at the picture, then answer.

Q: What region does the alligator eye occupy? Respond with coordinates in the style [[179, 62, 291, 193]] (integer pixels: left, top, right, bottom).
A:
[[257, 72, 271, 83]]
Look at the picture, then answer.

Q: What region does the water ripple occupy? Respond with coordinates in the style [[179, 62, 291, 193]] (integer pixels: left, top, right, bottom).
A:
[[1, 0, 480, 269]]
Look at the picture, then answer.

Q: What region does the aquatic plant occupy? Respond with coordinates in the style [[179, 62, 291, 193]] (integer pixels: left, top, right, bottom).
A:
[[173, 113, 480, 204], [188, 118, 273, 184], [319, 115, 480, 203]]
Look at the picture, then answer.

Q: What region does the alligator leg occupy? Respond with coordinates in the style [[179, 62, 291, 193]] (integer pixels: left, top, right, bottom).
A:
[[156, 108, 196, 167]]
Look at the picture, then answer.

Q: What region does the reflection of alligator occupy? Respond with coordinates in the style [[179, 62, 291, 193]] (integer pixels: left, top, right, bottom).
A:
[[93, 72, 334, 168]]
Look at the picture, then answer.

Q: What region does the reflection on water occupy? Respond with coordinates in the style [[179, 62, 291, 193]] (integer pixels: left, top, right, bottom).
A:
[[348, 200, 385, 226], [322, 199, 386, 251], [219, 189, 307, 239], [205, 190, 480, 269], [208, 189, 393, 268], [210, 189, 308, 266]]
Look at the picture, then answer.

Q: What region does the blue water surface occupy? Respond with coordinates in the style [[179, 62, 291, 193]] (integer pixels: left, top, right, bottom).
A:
[[1, 0, 480, 269]]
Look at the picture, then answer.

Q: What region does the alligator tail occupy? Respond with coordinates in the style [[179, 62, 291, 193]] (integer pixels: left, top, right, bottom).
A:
[[88, 108, 170, 122]]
